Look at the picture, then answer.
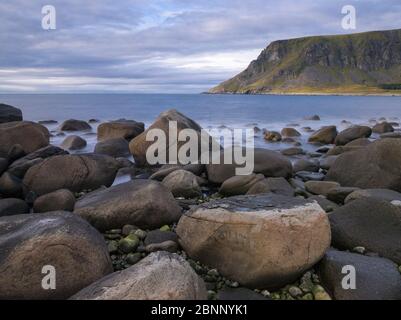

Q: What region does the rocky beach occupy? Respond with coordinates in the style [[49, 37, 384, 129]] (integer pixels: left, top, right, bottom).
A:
[[1, 101, 401, 301]]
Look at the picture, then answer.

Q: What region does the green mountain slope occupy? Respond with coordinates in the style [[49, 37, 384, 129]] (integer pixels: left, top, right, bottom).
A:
[[209, 29, 401, 95]]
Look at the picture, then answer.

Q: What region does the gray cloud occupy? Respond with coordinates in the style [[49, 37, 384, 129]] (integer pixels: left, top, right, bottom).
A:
[[1, 0, 400, 93]]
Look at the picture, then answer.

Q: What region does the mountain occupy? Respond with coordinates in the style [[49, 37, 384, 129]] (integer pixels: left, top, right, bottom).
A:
[[209, 29, 401, 95]]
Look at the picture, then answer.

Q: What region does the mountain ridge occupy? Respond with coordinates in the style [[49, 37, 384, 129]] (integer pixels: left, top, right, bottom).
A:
[[209, 28, 401, 95]]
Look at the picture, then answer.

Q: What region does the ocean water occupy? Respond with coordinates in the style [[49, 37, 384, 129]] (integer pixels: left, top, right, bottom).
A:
[[1, 93, 401, 153]]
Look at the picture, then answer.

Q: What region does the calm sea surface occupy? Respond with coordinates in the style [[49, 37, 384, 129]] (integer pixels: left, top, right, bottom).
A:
[[1, 93, 401, 152]]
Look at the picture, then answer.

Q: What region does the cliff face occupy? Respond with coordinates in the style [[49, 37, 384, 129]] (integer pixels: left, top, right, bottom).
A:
[[209, 29, 401, 94]]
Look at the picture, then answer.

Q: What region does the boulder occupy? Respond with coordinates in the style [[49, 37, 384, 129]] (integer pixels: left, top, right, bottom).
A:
[[329, 198, 401, 264], [0, 121, 49, 157], [0, 212, 112, 299], [33, 189, 76, 213], [129, 109, 206, 166], [264, 131, 282, 142], [150, 164, 205, 181], [326, 139, 401, 191], [7, 144, 26, 162], [308, 126, 337, 144], [7, 145, 68, 178], [144, 230, 179, 246], [318, 249, 401, 300], [304, 115, 320, 121], [70, 251, 207, 300], [344, 188, 401, 204], [319, 155, 338, 171], [162, 170, 202, 199], [0, 157, 8, 175], [94, 138, 130, 157], [59, 119, 91, 131], [308, 195, 339, 213], [74, 180, 182, 231], [281, 147, 304, 156], [97, 120, 144, 141], [176, 194, 331, 289], [219, 174, 265, 196], [206, 148, 293, 184], [345, 138, 371, 147], [293, 159, 319, 173], [334, 126, 372, 146], [23, 154, 119, 196], [248, 177, 294, 196], [372, 122, 394, 134], [0, 198, 29, 217], [326, 187, 360, 204], [305, 181, 340, 197], [281, 128, 301, 137], [61, 135, 87, 150], [0, 103, 23, 123], [0, 172, 22, 197]]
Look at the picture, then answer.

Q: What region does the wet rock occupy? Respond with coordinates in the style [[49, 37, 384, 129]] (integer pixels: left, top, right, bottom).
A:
[[304, 115, 320, 121], [162, 170, 202, 198], [308, 126, 337, 145], [372, 122, 394, 134], [281, 147, 304, 156], [33, 189, 76, 213], [295, 171, 325, 182], [0, 172, 22, 197], [94, 138, 130, 157], [61, 135, 87, 150], [327, 187, 360, 204], [219, 173, 265, 196], [59, 119, 91, 131], [293, 159, 319, 173], [264, 131, 282, 142], [0, 198, 29, 217], [345, 138, 371, 147], [308, 195, 339, 213], [0, 211, 112, 299], [305, 181, 340, 197], [335, 126, 372, 146], [281, 128, 301, 137], [70, 251, 207, 300], [318, 249, 401, 300], [344, 188, 401, 204], [319, 156, 338, 170], [0, 103, 23, 123], [176, 194, 330, 289], [97, 120, 144, 141]]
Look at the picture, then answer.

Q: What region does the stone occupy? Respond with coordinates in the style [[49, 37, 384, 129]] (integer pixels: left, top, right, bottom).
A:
[[0, 211, 112, 299], [345, 138, 371, 147], [293, 159, 319, 173], [264, 177, 295, 196], [23, 154, 119, 196], [126, 253, 142, 265], [70, 251, 207, 300], [129, 109, 207, 166], [344, 188, 401, 204], [94, 138, 130, 157], [59, 119, 91, 131], [0, 158, 8, 176], [61, 135, 87, 150], [145, 240, 178, 253], [304, 115, 320, 121], [305, 181, 340, 196], [308, 126, 337, 144], [281, 128, 301, 137], [308, 195, 339, 213], [281, 147, 304, 156], [97, 120, 144, 141], [0, 103, 23, 123], [0, 198, 29, 217], [144, 230, 179, 246], [118, 234, 140, 253], [318, 249, 401, 300], [264, 131, 282, 142], [33, 189, 76, 213], [0, 172, 22, 197], [206, 148, 293, 184], [217, 288, 268, 300], [319, 155, 338, 171], [74, 180, 182, 231], [7, 144, 26, 162], [176, 194, 330, 289], [326, 139, 401, 192], [327, 187, 360, 204], [372, 122, 394, 134], [219, 173, 265, 196], [296, 171, 325, 182], [162, 170, 202, 198], [0, 121, 49, 157], [329, 198, 401, 264], [334, 126, 372, 146]]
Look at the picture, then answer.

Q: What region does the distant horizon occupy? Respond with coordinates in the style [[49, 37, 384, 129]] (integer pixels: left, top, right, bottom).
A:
[[2, 1, 401, 94]]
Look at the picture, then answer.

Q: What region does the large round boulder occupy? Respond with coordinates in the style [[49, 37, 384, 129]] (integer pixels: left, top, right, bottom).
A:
[[326, 139, 401, 191], [70, 251, 207, 300], [0, 198, 29, 217], [0, 121, 49, 157], [129, 109, 207, 166], [329, 198, 401, 264], [59, 119, 91, 131], [0, 212, 112, 299], [33, 189, 76, 213], [206, 148, 293, 185], [176, 194, 331, 289], [308, 126, 337, 144], [94, 138, 130, 157], [334, 126, 372, 146], [0, 103, 23, 123], [97, 120, 144, 141], [372, 122, 394, 134], [23, 154, 119, 196], [162, 169, 202, 199], [74, 180, 182, 231], [61, 135, 87, 151]]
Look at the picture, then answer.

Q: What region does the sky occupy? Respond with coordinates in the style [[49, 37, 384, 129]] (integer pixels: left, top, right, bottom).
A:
[[1, 0, 401, 93]]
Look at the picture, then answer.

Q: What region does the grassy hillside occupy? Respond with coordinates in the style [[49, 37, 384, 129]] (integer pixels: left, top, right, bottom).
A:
[[209, 29, 401, 95]]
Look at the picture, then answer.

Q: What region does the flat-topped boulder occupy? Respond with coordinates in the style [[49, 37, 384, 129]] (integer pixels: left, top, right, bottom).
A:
[[23, 154, 119, 196], [176, 194, 331, 289], [97, 120, 144, 141], [74, 180, 182, 231], [0, 103, 23, 123], [70, 251, 207, 300], [326, 139, 401, 191], [0, 121, 49, 157], [0, 212, 112, 299]]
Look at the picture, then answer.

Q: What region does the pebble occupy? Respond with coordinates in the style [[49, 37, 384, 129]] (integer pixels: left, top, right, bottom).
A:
[[134, 229, 147, 240], [352, 246, 366, 254], [126, 252, 142, 265], [312, 285, 331, 300], [288, 286, 303, 297], [160, 225, 171, 232], [118, 234, 140, 254]]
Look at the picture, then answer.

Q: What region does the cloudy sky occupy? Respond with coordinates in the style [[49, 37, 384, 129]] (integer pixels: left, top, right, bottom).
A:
[[1, 0, 400, 93]]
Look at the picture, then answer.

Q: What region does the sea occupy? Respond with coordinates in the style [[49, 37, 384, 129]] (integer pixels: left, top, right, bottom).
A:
[[1, 93, 401, 154]]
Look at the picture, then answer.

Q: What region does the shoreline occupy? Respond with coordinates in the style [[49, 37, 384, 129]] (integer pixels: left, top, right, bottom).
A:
[[204, 91, 401, 97]]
